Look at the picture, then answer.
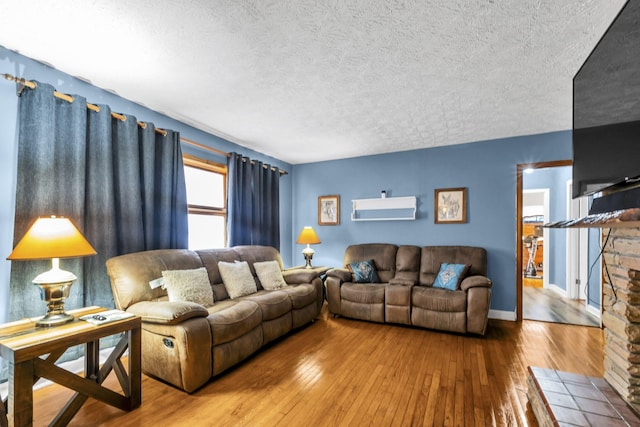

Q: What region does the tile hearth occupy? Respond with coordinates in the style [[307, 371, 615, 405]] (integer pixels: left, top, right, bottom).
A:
[[527, 366, 640, 426]]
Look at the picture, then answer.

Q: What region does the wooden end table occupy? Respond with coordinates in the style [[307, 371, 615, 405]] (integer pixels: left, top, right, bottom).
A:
[[0, 306, 141, 427]]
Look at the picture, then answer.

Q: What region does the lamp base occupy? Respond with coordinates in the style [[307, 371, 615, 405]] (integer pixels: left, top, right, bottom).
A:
[[302, 245, 315, 269], [303, 253, 314, 269], [36, 311, 75, 327], [34, 279, 75, 327]]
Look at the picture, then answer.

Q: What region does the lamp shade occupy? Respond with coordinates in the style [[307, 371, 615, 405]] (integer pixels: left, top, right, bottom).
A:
[[7, 216, 96, 261], [296, 226, 320, 245]]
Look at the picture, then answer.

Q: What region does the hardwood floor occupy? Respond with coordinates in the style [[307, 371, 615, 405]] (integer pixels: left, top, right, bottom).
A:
[[30, 304, 605, 427], [523, 286, 600, 327]]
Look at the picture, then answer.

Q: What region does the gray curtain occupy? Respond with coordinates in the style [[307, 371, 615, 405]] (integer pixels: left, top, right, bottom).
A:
[[9, 81, 188, 321], [227, 152, 280, 248]]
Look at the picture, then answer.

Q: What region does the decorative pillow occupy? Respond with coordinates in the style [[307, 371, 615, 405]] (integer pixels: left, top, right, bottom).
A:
[[161, 267, 214, 307], [349, 259, 380, 283], [254, 260, 287, 290], [433, 263, 470, 291], [218, 261, 258, 298]]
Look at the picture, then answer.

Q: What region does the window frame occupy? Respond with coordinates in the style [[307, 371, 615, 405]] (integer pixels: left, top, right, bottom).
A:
[[183, 153, 227, 247]]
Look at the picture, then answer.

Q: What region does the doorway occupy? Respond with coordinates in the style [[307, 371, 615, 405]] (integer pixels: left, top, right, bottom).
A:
[[522, 188, 549, 290], [517, 161, 601, 327]]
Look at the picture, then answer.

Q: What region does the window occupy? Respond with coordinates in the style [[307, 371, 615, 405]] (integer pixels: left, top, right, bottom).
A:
[[183, 154, 227, 249]]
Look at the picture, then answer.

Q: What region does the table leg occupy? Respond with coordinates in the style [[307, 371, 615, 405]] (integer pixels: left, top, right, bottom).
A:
[[0, 397, 7, 427], [49, 340, 101, 426], [8, 359, 34, 427], [128, 327, 142, 409], [85, 339, 99, 382]]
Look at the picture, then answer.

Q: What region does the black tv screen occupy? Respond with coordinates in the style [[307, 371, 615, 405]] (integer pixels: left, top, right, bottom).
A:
[[572, 0, 640, 199]]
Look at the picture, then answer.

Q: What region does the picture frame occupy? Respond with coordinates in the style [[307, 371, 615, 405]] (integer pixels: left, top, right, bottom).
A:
[[435, 188, 467, 224], [318, 195, 340, 225]]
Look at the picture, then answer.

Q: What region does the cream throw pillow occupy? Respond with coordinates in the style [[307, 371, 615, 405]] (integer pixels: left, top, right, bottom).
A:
[[254, 260, 287, 290], [161, 267, 214, 307], [218, 261, 258, 299]]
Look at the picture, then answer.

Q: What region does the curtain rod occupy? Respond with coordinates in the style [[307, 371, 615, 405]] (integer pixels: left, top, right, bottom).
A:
[[3, 73, 287, 175]]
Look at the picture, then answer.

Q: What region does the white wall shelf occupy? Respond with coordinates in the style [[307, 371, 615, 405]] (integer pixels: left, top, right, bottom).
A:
[[351, 196, 417, 221]]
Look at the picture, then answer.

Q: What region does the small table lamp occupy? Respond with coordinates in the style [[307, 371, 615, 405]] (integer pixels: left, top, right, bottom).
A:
[[7, 216, 96, 327], [296, 226, 320, 268]]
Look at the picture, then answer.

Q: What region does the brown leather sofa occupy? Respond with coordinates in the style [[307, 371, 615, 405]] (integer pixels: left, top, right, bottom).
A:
[[106, 245, 324, 392], [325, 244, 492, 335]]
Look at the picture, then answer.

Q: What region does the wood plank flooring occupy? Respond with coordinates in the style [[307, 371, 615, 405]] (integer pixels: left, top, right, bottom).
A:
[[30, 304, 605, 427], [523, 286, 600, 327]]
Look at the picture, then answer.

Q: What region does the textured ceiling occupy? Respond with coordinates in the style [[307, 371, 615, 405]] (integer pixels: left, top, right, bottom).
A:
[[0, 0, 627, 164]]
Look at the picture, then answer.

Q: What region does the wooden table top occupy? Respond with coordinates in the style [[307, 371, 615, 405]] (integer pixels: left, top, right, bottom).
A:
[[0, 306, 140, 362]]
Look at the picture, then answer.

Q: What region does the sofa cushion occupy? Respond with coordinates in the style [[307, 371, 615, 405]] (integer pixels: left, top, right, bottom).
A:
[[106, 249, 204, 311], [412, 287, 467, 312], [341, 283, 386, 304], [343, 244, 398, 282], [195, 248, 240, 301], [254, 260, 287, 290], [279, 284, 317, 309], [420, 246, 487, 285], [433, 263, 470, 291], [218, 261, 258, 299], [207, 300, 262, 346], [239, 290, 292, 320], [394, 245, 421, 283], [349, 259, 380, 283], [161, 267, 214, 306]]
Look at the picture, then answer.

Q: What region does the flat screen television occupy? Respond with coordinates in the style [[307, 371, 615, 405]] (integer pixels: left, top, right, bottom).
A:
[[572, 0, 640, 199]]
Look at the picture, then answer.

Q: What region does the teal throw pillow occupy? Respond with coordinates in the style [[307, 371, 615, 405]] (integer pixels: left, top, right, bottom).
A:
[[433, 263, 470, 291], [350, 259, 380, 283]]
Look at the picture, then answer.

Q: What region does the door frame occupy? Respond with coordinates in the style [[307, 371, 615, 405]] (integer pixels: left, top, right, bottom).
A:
[[566, 180, 589, 300], [516, 160, 572, 321]]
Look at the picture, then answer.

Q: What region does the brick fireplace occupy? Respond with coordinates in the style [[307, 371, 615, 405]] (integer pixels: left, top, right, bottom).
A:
[[527, 210, 640, 425], [602, 226, 640, 414]]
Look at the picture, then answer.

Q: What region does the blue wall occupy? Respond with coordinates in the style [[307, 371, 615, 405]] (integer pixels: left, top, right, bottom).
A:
[[1, 45, 580, 318], [0, 46, 293, 322], [292, 132, 573, 314]]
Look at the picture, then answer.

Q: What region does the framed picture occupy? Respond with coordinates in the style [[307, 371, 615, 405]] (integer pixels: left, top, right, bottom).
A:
[[318, 195, 340, 225], [435, 188, 467, 224]]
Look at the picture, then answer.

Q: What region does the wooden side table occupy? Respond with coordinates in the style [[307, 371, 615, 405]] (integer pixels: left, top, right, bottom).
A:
[[0, 306, 141, 427]]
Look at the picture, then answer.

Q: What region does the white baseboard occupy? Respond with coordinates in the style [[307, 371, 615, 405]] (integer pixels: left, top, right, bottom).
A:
[[586, 303, 602, 319], [547, 283, 567, 297], [539, 283, 602, 322], [489, 309, 516, 321]]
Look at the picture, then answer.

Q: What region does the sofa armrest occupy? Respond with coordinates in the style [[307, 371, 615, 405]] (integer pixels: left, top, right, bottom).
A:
[[127, 301, 209, 325], [460, 275, 492, 292], [282, 269, 322, 284], [467, 287, 492, 335], [326, 268, 351, 282]]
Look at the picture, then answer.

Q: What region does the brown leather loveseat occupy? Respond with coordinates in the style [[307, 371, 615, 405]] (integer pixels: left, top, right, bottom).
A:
[[106, 245, 324, 392], [325, 244, 492, 335]]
